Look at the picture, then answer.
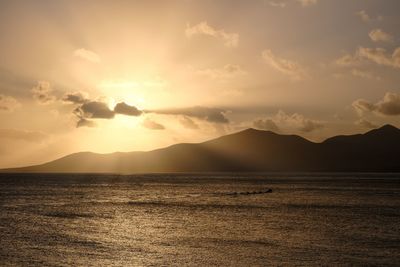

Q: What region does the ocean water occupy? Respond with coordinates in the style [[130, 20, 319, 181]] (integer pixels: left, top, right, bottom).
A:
[[0, 173, 399, 266]]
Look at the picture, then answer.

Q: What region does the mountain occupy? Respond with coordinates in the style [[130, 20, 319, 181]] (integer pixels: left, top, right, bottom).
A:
[[2, 124, 400, 173]]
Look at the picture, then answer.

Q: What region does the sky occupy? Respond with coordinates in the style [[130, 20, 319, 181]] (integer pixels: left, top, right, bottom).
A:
[[0, 0, 400, 168]]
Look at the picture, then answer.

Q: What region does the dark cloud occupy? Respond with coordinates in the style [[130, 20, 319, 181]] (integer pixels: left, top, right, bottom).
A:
[[179, 116, 199, 129], [31, 81, 56, 104], [376, 92, 400, 115], [62, 92, 88, 104], [76, 118, 96, 128], [70, 98, 142, 127], [150, 106, 229, 124], [253, 119, 279, 132], [0, 128, 48, 142], [74, 101, 115, 119], [114, 102, 142, 116], [352, 92, 400, 116], [69, 97, 226, 128], [142, 118, 165, 130]]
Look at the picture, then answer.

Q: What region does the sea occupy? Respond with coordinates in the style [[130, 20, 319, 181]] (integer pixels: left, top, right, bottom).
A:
[[0, 173, 399, 266]]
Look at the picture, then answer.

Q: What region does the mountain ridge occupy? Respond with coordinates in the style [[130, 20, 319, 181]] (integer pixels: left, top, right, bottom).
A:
[[2, 124, 400, 173]]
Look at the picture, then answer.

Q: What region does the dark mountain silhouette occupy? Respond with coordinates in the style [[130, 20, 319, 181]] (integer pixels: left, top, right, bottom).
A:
[[2, 124, 400, 173]]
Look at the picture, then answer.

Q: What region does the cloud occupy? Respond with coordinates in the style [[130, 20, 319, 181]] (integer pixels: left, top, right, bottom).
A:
[[114, 102, 142, 116], [352, 99, 376, 116], [185, 21, 239, 47], [289, 114, 323, 132], [74, 48, 101, 63], [62, 92, 89, 104], [369, 29, 393, 43], [256, 110, 323, 133], [262, 49, 306, 80], [195, 64, 246, 80], [352, 92, 400, 116], [179, 116, 199, 129], [74, 101, 115, 119], [357, 47, 400, 69], [356, 10, 371, 22], [70, 98, 143, 126], [67, 94, 226, 128], [269, 1, 286, 8], [0, 128, 48, 142], [335, 54, 361, 67], [337, 47, 400, 69], [274, 110, 323, 133], [0, 94, 20, 112], [150, 106, 229, 124], [31, 81, 56, 104], [76, 118, 96, 128], [296, 0, 318, 6], [355, 119, 377, 129], [142, 118, 165, 130], [356, 10, 383, 23], [351, 69, 381, 80], [253, 119, 280, 132]]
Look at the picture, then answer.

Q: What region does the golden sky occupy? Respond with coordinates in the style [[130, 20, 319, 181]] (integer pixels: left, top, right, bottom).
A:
[[0, 0, 400, 168]]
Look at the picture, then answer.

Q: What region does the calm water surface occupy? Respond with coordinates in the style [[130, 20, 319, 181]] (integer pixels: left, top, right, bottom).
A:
[[0, 173, 399, 266]]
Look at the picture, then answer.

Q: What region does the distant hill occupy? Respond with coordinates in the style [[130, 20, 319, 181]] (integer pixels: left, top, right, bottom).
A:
[[2, 124, 400, 173]]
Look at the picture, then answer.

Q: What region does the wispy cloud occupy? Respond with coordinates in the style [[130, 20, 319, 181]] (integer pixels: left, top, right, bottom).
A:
[[357, 47, 400, 69], [356, 10, 371, 22], [356, 10, 383, 23], [296, 0, 318, 7], [142, 118, 165, 130], [269, 1, 287, 8], [369, 29, 393, 43], [336, 47, 400, 69], [355, 119, 377, 129], [0, 128, 48, 142], [0, 94, 20, 112], [150, 106, 229, 124], [351, 69, 381, 81], [179, 116, 199, 130], [195, 64, 246, 80], [74, 48, 101, 63], [185, 21, 239, 47], [262, 49, 307, 80], [335, 54, 361, 67], [31, 81, 56, 105]]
